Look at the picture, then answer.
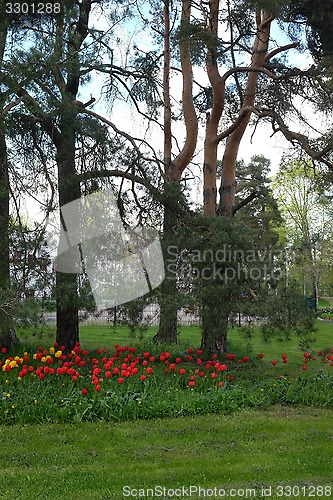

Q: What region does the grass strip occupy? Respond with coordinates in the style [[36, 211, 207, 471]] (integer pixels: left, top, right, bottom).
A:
[[0, 407, 332, 499]]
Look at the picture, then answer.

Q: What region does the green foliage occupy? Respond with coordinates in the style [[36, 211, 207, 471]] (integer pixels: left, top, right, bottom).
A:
[[9, 218, 53, 303], [242, 0, 291, 16], [177, 211, 284, 346], [272, 160, 333, 298], [0, 288, 45, 344], [115, 297, 152, 339], [290, 0, 333, 61], [175, 18, 225, 66], [130, 50, 162, 114], [235, 155, 282, 243], [260, 283, 316, 345]]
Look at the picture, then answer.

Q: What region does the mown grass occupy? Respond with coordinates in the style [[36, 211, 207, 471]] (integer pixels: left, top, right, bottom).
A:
[[16, 316, 332, 356], [318, 297, 332, 308], [0, 408, 332, 500]]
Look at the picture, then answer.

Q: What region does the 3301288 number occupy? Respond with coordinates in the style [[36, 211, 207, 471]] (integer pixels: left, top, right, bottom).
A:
[[5, 3, 61, 14], [276, 485, 332, 497]]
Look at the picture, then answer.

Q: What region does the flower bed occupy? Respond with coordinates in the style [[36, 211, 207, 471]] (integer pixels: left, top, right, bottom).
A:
[[1, 343, 333, 424], [317, 307, 333, 321]]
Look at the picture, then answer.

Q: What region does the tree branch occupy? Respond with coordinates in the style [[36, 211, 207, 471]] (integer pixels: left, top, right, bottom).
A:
[[253, 107, 333, 168], [0, 96, 25, 118], [0, 72, 62, 147], [221, 65, 300, 85], [232, 190, 259, 215], [77, 107, 164, 173], [265, 42, 300, 62], [75, 168, 188, 216], [215, 106, 257, 143]]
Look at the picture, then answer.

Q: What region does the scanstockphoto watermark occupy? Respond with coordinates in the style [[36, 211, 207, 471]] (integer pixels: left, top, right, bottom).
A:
[[122, 485, 332, 498], [123, 485, 258, 497], [166, 245, 288, 283]]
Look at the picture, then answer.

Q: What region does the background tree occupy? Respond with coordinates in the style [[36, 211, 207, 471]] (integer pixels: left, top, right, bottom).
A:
[[273, 160, 333, 302]]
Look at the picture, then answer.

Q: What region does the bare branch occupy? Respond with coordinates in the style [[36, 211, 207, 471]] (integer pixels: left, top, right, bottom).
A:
[[0, 297, 19, 316], [221, 65, 299, 85], [265, 42, 300, 62], [215, 106, 257, 143], [253, 108, 333, 168], [78, 107, 163, 172], [0, 96, 25, 118], [111, 73, 163, 132], [233, 190, 259, 215]]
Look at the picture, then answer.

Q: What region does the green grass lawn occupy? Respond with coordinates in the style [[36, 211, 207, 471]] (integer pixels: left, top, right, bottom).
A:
[[318, 297, 333, 309], [16, 316, 333, 354], [0, 407, 332, 500]]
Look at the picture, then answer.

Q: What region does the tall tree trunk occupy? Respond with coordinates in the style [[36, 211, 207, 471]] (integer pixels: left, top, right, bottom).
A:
[[154, 0, 178, 343], [201, 299, 229, 353], [0, 22, 19, 350], [200, 0, 227, 352], [0, 132, 10, 284], [55, 106, 80, 352], [0, 120, 16, 349], [309, 248, 318, 306], [203, 0, 223, 217], [201, 7, 272, 352], [218, 9, 271, 216], [155, 0, 197, 343], [55, 0, 91, 352], [154, 184, 180, 343]]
